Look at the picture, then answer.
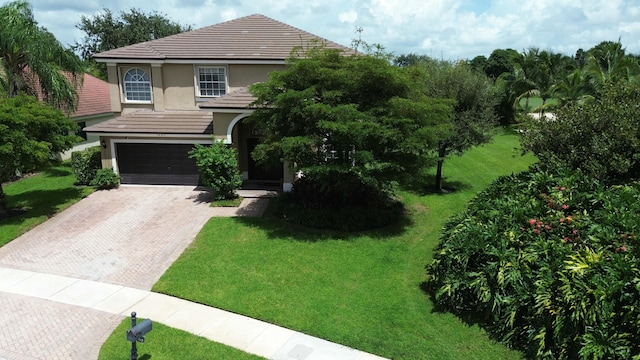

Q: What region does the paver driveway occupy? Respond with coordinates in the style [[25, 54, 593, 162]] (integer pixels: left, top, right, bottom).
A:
[[0, 186, 229, 289], [0, 185, 263, 359]]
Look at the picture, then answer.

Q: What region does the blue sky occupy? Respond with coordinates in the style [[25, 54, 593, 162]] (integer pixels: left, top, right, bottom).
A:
[[28, 0, 640, 60]]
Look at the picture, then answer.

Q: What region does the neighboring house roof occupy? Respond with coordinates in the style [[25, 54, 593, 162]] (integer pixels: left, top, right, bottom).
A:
[[24, 71, 111, 118], [83, 110, 213, 134], [72, 73, 112, 118], [93, 14, 352, 61], [199, 87, 257, 110]]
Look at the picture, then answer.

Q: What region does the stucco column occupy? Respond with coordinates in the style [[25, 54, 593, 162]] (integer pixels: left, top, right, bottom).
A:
[[106, 63, 122, 113], [151, 64, 165, 111]]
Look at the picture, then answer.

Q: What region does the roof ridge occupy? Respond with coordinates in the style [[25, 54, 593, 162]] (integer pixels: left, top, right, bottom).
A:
[[94, 14, 352, 60]]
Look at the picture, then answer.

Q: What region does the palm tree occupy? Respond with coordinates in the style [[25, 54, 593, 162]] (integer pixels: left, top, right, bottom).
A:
[[550, 69, 594, 107], [511, 48, 540, 112], [0, 0, 83, 111], [584, 41, 640, 92], [511, 49, 574, 114]]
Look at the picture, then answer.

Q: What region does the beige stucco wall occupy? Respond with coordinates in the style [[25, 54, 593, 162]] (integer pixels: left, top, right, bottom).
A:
[[107, 62, 287, 114], [212, 112, 238, 138], [162, 64, 198, 110], [228, 64, 286, 90]]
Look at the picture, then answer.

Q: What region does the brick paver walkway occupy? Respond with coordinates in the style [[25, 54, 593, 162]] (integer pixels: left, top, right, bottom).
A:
[[0, 186, 271, 360]]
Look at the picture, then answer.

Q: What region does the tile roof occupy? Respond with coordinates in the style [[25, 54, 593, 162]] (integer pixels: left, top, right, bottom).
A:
[[73, 74, 112, 118], [83, 110, 213, 134], [94, 14, 352, 61], [199, 87, 257, 110]]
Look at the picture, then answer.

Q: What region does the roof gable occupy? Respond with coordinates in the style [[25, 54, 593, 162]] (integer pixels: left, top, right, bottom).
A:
[[94, 14, 351, 61]]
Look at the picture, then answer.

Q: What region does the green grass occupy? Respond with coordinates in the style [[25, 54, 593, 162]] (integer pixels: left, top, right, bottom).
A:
[[211, 196, 244, 207], [152, 129, 536, 360], [518, 96, 558, 112], [98, 319, 265, 360], [0, 163, 94, 247]]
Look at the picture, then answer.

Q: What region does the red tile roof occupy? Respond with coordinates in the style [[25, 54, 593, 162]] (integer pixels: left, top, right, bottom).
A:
[[94, 14, 352, 61], [73, 74, 112, 118], [199, 87, 257, 110], [84, 110, 213, 134]]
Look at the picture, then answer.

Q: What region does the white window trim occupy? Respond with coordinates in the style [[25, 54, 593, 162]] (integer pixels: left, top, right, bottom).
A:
[[194, 65, 228, 99], [121, 67, 153, 104]]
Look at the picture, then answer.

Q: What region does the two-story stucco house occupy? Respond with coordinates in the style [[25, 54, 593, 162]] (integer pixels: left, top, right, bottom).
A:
[[85, 14, 350, 191]]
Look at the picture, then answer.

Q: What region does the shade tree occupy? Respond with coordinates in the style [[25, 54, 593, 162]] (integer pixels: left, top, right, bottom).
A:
[[249, 47, 454, 208]]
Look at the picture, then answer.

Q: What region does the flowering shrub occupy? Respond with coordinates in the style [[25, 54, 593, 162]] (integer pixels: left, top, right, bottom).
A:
[[426, 169, 640, 359]]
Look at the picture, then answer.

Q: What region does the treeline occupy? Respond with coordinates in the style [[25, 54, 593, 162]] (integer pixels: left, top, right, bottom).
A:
[[396, 40, 640, 125]]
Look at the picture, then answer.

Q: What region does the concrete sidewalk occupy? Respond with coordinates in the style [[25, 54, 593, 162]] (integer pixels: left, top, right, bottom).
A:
[[0, 267, 387, 360]]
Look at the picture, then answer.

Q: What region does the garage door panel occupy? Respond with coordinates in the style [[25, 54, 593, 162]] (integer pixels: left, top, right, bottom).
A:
[[116, 143, 201, 185]]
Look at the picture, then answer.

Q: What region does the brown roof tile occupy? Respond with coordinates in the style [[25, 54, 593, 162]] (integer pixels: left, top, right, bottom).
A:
[[73, 74, 112, 118], [94, 14, 352, 61], [199, 87, 257, 110], [84, 110, 213, 134]]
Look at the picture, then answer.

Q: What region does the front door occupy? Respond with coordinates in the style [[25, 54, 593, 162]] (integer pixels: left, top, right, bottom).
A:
[[246, 138, 283, 181]]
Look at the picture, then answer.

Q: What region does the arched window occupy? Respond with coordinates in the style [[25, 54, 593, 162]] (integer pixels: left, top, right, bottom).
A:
[[123, 68, 151, 102]]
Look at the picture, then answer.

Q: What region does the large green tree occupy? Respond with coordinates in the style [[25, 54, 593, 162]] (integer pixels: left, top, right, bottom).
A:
[[74, 8, 191, 79], [0, 0, 83, 111], [0, 95, 80, 214], [484, 48, 518, 80], [520, 80, 640, 184], [410, 58, 497, 192], [249, 47, 453, 208]]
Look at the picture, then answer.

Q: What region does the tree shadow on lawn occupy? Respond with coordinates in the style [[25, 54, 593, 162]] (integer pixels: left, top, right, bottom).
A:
[[400, 173, 472, 196], [1, 166, 88, 225], [233, 201, 413, 242], [1, 187, 87, 224]]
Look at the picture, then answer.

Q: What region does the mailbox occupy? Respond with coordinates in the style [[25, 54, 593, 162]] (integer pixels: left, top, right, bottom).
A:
[[126, 319, 153, 343]]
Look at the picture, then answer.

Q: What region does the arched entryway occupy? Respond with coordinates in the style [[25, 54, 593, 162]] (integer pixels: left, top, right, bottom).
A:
[[227, 114, 283, 183]]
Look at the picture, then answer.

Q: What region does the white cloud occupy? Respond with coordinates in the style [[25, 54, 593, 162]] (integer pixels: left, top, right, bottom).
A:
[[339, 10, 358, 23], [25, 0, 640, 59]]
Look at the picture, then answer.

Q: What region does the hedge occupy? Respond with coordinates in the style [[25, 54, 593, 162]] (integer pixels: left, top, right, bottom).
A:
[[426, 169, 640, 359]]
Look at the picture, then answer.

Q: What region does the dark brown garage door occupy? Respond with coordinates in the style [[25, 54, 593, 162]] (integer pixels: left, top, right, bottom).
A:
[[116, 143, 200, 185]]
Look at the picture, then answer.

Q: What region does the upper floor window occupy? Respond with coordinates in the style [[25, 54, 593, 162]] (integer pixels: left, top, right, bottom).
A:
[[123, 68, 152, 102], [197, 67, 227, 97]]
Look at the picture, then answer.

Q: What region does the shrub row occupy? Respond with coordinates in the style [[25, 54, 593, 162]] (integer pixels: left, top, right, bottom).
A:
[[426, 169, 640, 359]]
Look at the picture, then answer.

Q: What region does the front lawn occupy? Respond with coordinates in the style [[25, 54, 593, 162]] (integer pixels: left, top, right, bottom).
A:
[[152, 129, 536, 359], [0, 163, 94, 247], [99, 319, 265, 360]]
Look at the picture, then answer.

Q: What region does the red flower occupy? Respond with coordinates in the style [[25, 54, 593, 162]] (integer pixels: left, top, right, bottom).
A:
[[529, 219, 537, 225], [545, 225, 551, 230], [620, 245, 627, 252], [560, 187, 566, 191], [561, 204, 568, 210], [533, 229, 541, 235]]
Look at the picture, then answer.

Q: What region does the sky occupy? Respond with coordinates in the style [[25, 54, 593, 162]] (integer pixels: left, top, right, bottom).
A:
[[27, 0, 640, 60]]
